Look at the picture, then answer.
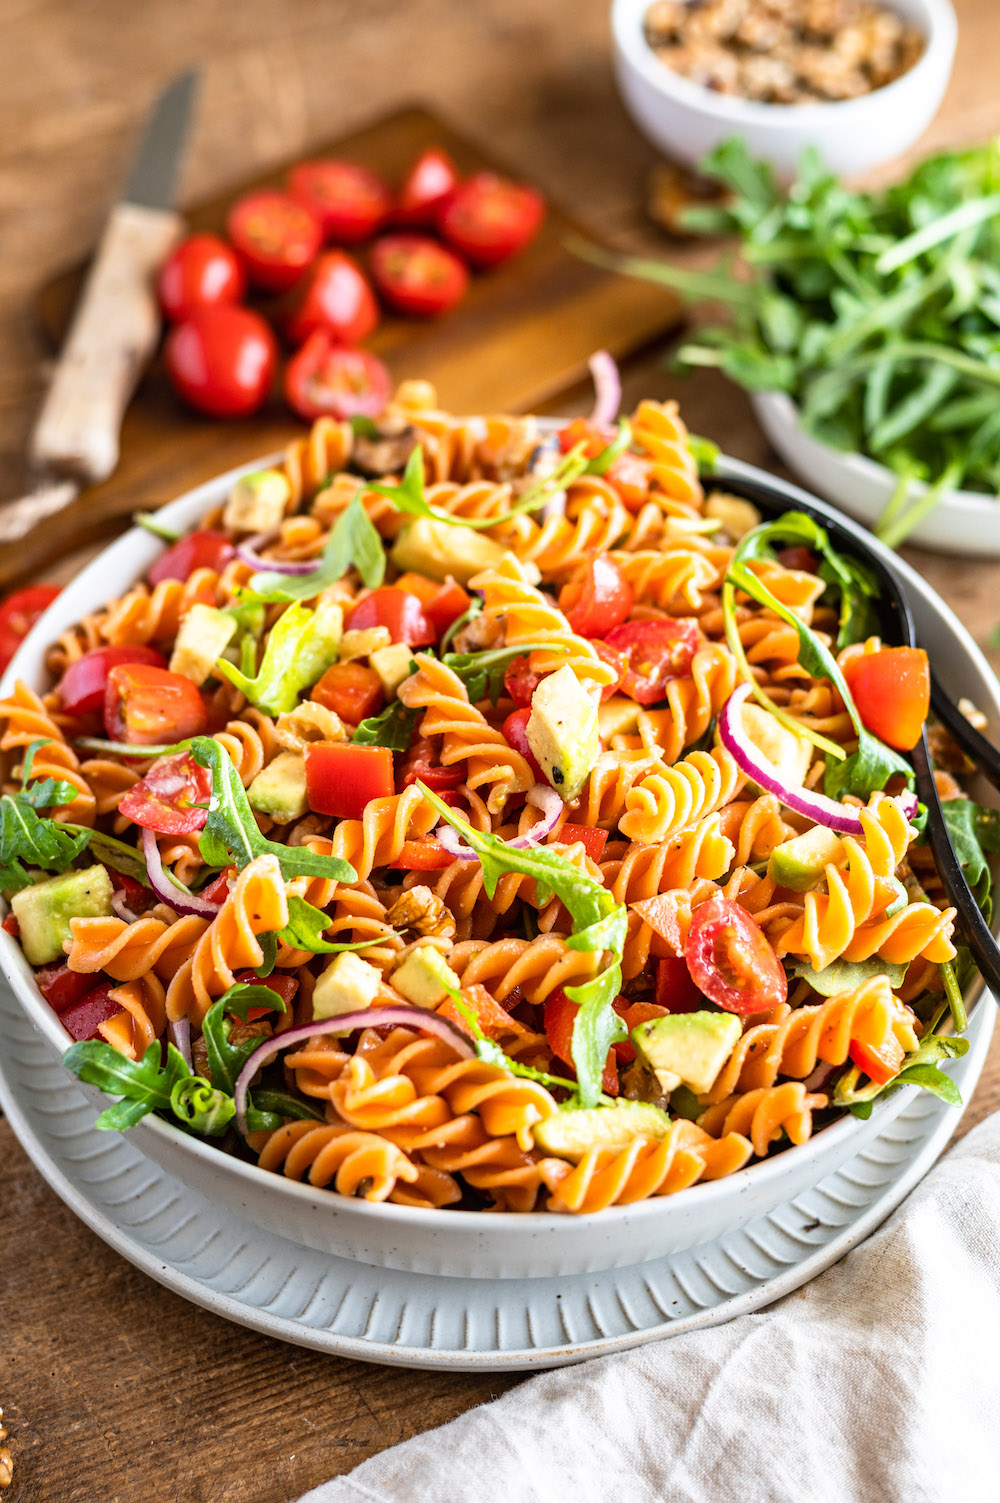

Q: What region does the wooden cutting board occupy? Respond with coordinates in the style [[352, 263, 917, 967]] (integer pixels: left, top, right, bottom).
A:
[[20, 104, 681, 587]]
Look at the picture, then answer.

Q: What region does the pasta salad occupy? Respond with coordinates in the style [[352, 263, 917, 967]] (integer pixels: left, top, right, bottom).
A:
[[0, 379, 983, 1216]]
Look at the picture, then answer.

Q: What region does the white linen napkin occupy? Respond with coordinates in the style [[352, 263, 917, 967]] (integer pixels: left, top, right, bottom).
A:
[[297, 1113, 1000, 1503]]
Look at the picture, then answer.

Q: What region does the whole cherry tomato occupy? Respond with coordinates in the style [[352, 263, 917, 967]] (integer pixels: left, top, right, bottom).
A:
[[370, 234, 469, 317], [157, 233, 246, 322], [118, 752, 214, 835], [604, 619, 700, 705], [346, 587, 435, 647], [284, 333, 390, 422], [558, 554, 633, 639], [57, 645, 167, 717], [287, 160, 392, 243], [842, 646, 930, 752], [282, 250, 379, 346], [396, 147, 461, 227], [104, 664, 207, 746], [147, 530, 236, 585], [683, 893, 788, 1015], [439, 172, 545, 267], [501, 706, 543, 782], [0, 586, 61, 674], [164, 306, 277, 418]]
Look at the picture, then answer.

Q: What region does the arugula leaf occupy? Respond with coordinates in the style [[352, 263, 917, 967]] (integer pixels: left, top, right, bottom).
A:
[[940, 797, 1000, 914], [835, 1024, 969, 1116], [276, 893, 382, 954], [63, 1039, 190, 1130], [441, 641, 570, 705], [133, 510, 182, 543], [0, 789, 90, 891], [438, 961, 582, 1094], [214, 602, 343, 716], [352, 700, 420, 749], [563, 963, 627, 1095], [18, 740, 81, 808], [201, 982, 289, 1096], [190, 737, 357, 884], [790, 956, 908, 996], [250, 494, 385, 602], [250, 1089, 325, 1122], [169, 1075, 236, 1136]]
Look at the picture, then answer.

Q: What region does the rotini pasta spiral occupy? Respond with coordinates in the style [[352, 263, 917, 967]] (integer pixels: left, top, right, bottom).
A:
[[619, 745, 744, 844]]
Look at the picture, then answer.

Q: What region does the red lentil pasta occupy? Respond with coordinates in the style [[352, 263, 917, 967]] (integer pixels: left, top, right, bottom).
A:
[[0, 381, 978, 1217]]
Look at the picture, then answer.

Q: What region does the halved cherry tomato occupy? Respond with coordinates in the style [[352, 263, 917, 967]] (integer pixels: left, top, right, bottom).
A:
[[775, 546, 818, 574], [148, 530, 236, 585], [104, 665, 207, 747], [347, 587, 435, 647], [654, 954, 705, 1013], [604, 619, 700, 705], [438, 983, 529, 1040], [439, 173, 545, 267], [60, 982, 123, 1043], [503, 655, 545, 708], [551, 823, 608, 862], [849, 1033, 905, 1087], [232, 969, 298, 1021], [57, 646, 167, 717], [305, 741, 395, 818], [288, 160, 392, 243], [0, 586, 61, 674], [399, 736, 464, 792], [282, 250, 379, 346], [501, 706, 543, 782], [118, 752, 213, 834], [157, 233, 246, 322], [393, 574, 470, 639], [606, 452, 653, 512], [202, 868, 237, 905], [590, 639, 625, 700], [165, 306, 277, 418], [684, 893, 787, 1015], [613, 998, 671, 1063], [557, 418, 608, 460], [36, 962, 98, 1015], [387, 839, 455, 871], [370, 234, 469, 317], [284, 333, 391, 422], [842, 646, 930, 752], [312, 660, 384, 724], [226, 189, 323, 292], [544, 988, 619, 1095], [559, 554, 633, 639], [396, 146, 461, 227]]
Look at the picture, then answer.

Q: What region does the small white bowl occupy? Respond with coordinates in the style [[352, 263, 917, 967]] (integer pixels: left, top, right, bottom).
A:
[[611, 0, 957, 180], [752, 389, 1000, 556]]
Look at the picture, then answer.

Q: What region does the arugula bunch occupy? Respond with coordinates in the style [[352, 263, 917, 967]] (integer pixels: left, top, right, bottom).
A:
[[0, 740, 99, 891]]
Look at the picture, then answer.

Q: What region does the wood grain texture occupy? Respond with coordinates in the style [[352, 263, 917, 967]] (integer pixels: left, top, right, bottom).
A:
[[1, 1, 1000, 1499]]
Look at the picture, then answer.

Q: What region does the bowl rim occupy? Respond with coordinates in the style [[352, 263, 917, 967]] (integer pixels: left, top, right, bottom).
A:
[[0, 440, 993, 1238], [611, 0, 957, 126], [752, 388, 1000, 520]]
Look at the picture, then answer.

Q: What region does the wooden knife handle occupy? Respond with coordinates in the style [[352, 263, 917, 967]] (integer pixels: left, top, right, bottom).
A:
[[29, 202, 184, 484]]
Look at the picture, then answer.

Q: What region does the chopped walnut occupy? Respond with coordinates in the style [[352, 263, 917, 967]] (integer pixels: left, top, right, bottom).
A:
[[287, 812, 334, 846], [386, 885, 456, 942], [450, 611, 504, 655], [619, 1061, 671, 1109], [794, 44, 868, 98], [351, 417, 418, 478], [739, 52, 800, 101], [192, 1020, 272, 1084]]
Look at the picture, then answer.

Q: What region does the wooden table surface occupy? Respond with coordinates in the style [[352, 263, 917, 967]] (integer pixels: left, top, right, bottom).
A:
[[3, 2, 1000, 1499]]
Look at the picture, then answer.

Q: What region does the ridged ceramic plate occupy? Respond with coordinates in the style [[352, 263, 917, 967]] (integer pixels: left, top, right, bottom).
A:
[[2, 977, 992, 1371]]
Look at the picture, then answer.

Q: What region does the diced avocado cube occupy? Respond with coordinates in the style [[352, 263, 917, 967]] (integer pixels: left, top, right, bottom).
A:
[[391, 518, 510, 586], [527, 665, 599, 802], [767, 826, 845, 892], [370, 642, 415, 698], [705, 493, 761, 540], [223, 469, 291, 532], [340, 626, 392, 662], [312, 951, 382, 1020], [247, 752, 309, 824], [632, 1010, 741, 1097], [12, 864, 114, 967], [392, 945, 461, 1008], [598, 694, 642, 741], [533, 1101, 672, 1161], [170, 604, 238, 687], [740, 703, 812, 790]]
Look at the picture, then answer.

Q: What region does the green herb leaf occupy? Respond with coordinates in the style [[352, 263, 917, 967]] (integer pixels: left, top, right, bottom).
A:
[[276, 893, 382, 954], [940, 798, 1000, 914], [441, 594, 482, 653], [442, 641, 570, 706], [63, 1039, 190, 1129], [0, 791, 91, 891], [133, 510, 182, 542], [791, 956, 908, 997], [169, 1075, 236, 1136], [250, 494, 385, 602], [214, 602, 343, 716], [367, 443, 593, 533], [201, 984, 288, 1097], [564, 962, 627, 1106], [352, 700, 421, 749], [687, 433, 720, 472]]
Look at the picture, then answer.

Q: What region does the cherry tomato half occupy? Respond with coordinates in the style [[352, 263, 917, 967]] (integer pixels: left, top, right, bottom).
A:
[[288, 159, 393, 243], [424, 579, 470, 638], [399, 736, 465, 792], [503, 655, 545, 708], [57, 646, 167, 717], [501, 706, 543, 782], [370, 234, 469, 317], [842, 646, 930, 752], [590, 638, 625, 700], [312, 661, 384, 724], [118, 752, 213, 835], [165, 306, 277, 419], [439, 172, 545, 267], [347, 587, 435, 647], [559, 554, 633, 639], [683, 893, 788, 1015], [305, 741, 395, 819], [148, 530, 235, 585], [544, 988, 619, 1096], [104, 664, 207, 747], [284, 333, 391, 423], [226, 189, 323, 292], [604, 619, 700, 705], [282, 250, 379, 347], [396, 147, 460, 227], [157, 233, 246, 322], [0, 586, 61, 674]]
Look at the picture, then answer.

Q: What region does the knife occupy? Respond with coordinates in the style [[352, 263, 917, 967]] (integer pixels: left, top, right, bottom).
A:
[[0, 70, 198, 546]]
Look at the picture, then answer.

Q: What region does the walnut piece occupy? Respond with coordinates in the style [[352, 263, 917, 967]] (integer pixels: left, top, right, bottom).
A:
[[386, 885, 457, 943]]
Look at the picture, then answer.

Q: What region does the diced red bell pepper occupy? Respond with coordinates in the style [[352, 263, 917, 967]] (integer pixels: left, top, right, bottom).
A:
[[60, 982, 124, 1042], [2, 913, 19, 938], [654, 955, 706, 1014], [233, 968, 299, 1020], [437, 983, 530, 1040], [202, 868, 237, 905], [305, 741, 395, 819], [312, 661, 384, 724], [387, 839, 455, 871], [849, 1034, 905, 1087], [36, 962, 100, 1015], [550, 823, 608, 862], [57, 646, 168, 717]]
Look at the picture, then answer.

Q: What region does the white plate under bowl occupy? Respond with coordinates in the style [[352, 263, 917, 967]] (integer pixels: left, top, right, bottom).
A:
[[2, 448, 997, 1279], [752, 390, 1000, 556], [0, 975, 991, 1370]]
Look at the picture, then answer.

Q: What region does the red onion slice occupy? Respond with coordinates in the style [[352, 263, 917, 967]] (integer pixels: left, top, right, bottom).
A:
[[437, 824, 479, 861], [237, 531, 320, 576], [509, 783, 564, 848], [141, 826, 224, 919], [540, 489, 567, 524], [803, 1060, 837, 1094], [233, 1006, 476, 1135], [588, 350, 621, 428], [110, 890, 140, 923], [168, 1017, 194, 1071]]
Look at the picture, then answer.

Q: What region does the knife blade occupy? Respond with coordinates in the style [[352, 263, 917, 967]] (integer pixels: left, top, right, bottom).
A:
[[0, 71, 199, 547]]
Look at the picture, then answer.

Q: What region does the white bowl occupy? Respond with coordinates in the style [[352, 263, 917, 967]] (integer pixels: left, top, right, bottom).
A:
[[753, 389, 1000, 556], [611, 0, 957, 180], [1, 448, 995, 1279]]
